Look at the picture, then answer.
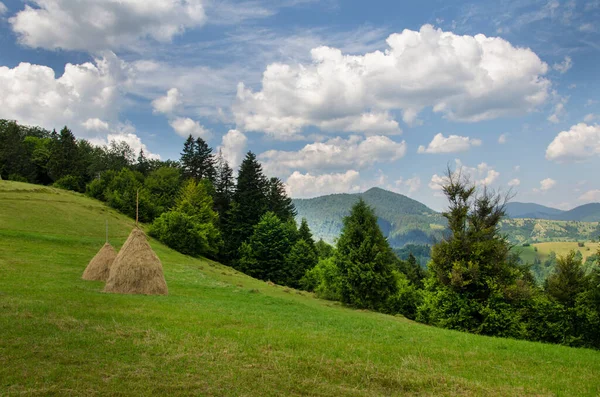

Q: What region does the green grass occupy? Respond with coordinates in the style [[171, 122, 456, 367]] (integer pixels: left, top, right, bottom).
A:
[[533, 241, 599, 263], [1, 180, 600, 396]]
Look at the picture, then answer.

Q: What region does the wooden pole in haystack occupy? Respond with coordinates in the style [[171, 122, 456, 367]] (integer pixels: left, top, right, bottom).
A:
[[136, 188, 139, 227], [105, 219, 108, 244]]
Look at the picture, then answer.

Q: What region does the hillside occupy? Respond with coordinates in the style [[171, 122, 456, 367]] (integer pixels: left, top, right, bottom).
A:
[[505, 202, 564, 219], [2, 180, 600, 395], [506, 202, 600, 222], [294, 188, 600, 248], [293, 187, 446, 247]]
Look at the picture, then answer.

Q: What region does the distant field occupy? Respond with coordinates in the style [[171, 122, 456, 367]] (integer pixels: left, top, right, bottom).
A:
[[534, 241, 599, 262], [2, 181, 600, 396]]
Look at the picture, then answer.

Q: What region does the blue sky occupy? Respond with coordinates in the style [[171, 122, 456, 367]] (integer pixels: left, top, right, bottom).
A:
[[0, 0, 599, 211]]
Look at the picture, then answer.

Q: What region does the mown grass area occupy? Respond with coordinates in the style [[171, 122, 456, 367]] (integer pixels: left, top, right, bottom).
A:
[[1, 181, 600, 396], [533, 241, 599, 263]]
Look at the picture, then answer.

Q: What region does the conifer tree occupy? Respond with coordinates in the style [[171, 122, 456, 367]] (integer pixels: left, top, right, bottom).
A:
[[225, 151, 269, 263], [545, 251, 588, 307], [334, 199, 398, 310], [238, 212, 294, 284], [136, 149, 150, 176], [267, 177, 297, 222], [286, 238, 318, 288], [194, 137, 216, 183], [180, 135, 196, 179], [213, 150, 234, 220], [298, 218, 315, 246], [47, 126, 81, 182]]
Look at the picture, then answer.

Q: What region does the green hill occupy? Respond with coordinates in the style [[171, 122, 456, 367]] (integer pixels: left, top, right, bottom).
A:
[[506, 202, 600, 222], [293, 187, 446, 247], [501, 218, 600, 244], [1, 180, 600, 396]]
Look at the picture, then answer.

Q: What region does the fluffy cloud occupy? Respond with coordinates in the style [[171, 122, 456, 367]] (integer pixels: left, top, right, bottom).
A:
[[404, 176, 422, 194], [579, 189, 600, 202], [539, 178, 557, 191], [10, 0, 206, 51], [285, 170, 361, 198], [169, 117, 210, 139], [508, 178, 521, 187], [218, 129, 248, 170], [546, 123, 600, 162], [152, 88, 181, 114], [260, 135, 406, 175], [234, 24, 550, 139], [417, 133, 482, 154], [0, 53, 128, 135], [552, 56, 573, 74], [0, 2, 7, 15], [82, 118, 110, 132], [429, 160, 500, 191], [584, 113, 597, 122], [498, 134, 507, 144]]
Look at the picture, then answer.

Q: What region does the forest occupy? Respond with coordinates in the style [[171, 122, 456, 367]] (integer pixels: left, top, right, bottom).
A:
[[1, 119, 599, 350]]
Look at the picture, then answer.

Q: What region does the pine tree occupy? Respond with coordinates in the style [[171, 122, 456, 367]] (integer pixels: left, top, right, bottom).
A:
[[180, 135, 196, 179], [47, 126, 82, 182], [136, 149, 150, 176], [213, 150, 234, 219], [334, 199, 398, 310], [225, 151, 269, 263], [545, 251, 588, 307], [267, 177, 297, 222], [315, 239, 335, 259], [195, 137, 216, 183], [238, 212, 294, 284], [286, 239, 318, 288], [298, 218, 315, 246]]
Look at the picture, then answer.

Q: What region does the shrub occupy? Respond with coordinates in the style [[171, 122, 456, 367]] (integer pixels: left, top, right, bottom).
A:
[[8, 173, 27, 182], [53, 175, 83, 192], [150, 211, 221, 258], [385, 271, 423, 319], [578, 242, 585, 248], [301, 257, 342, 301], [522, 243, 530, 247]]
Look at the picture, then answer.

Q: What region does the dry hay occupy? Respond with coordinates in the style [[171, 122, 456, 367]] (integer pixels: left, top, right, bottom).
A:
[[104, 228, 168, 295], [82, 243, 117, 281]]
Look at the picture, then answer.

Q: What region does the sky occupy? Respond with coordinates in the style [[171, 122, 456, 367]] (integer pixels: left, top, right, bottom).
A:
[[0, 0, 599, 211]]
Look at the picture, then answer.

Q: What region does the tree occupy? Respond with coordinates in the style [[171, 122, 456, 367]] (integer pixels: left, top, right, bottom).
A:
[[213, 150, 235, 224], [150, 179, 221, 258], [315, 239, 335, 259], [298, 218, 315, 247], [179, 135, 216, 182], [286, 239, 318, 288], [144, 166, 181, 214], [136, 149, 150, 176], [545, 251, 588, 307], [225, 151, 269, 263], [267, 177, 297, 222], [334, 199, 398, 310], [238, 212, 294, 284], [47, 126, 83, 186]]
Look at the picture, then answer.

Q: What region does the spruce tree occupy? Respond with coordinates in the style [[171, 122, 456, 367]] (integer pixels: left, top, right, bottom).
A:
[[47, 126, 81, 182], [334, 199, 398, 310], [267, 177, 297, 222], [238, 212, 294, 284], [180, 135, 196, 179], [136, 149, 150, 176], [286, 238, 318, 288], [545, 251, 588, 307], [298, 218, 315, 246], [194, 137, 216, 183], [213, 150, 234, 219], [225, 151, 269, 263]]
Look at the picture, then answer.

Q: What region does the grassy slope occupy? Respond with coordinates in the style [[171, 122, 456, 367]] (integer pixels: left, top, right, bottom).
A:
[[533, 242, 599, 263], [1, 181, 599, 396]]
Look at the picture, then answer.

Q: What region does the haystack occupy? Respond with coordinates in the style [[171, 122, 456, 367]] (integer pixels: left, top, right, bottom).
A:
[[104, 228, 168, 295], [82, 243, 117, 281]]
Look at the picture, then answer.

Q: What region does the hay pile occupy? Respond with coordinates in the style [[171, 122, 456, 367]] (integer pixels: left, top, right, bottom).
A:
[[104, 228, 168, 295], [82, 243, 117, 281]]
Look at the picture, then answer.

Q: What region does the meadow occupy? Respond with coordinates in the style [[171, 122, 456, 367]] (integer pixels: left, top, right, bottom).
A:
[[1, 181, 600, 396]]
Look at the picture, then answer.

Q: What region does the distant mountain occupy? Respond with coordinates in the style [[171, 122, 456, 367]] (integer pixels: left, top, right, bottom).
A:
[[294, 188, 600, 248], [555, 203, 600, 222], [505, 202, 564, 219], [506, 202, 600, 222], [293, 187, 447, 248]]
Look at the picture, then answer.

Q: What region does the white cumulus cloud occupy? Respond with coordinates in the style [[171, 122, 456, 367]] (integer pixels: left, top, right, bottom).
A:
[[218, 129, 248, 170], [429, 160, 500, 191], [0, 2, 7, 15], [260, 135, 406, 175], [584, 113, 597, 123], [0, 53, 128, 135], [89, 127, 160, 160], [285, 170, 361, 198], [508, 178, 521, 187], [152, 88, 182, 114], [169, 117, 210, 139], [234, 24, 550, 139], [498, 134, 507, 144], [539, 178, 557, 191], [417, 133, 482, 154], [9, 0, 206, 51], [546, 122, 600, 162]]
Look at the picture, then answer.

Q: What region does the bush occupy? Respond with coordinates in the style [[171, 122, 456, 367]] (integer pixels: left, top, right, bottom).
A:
[[301, 257, 342, 301], [578, 242, 585, 248], [385, 271, 423, 319], [53, 175, 83, 192], [522, 243, 530, 247], [8, 173, 28, 182], [150, 210, 221, 258]]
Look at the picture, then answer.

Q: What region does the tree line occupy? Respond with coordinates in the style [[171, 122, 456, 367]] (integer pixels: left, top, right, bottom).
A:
[[2, 119, 599, 349]]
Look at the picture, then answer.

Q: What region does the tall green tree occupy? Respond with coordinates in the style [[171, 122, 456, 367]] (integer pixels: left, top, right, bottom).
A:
[[213, 150, 235, 224], [286, 238, 319, 288], [545, 251, 588, 307], [334, 199, 398, 310], [225, 151, 269, 263], [179, 135, 216, 182], [47, 127, 82, 182], [238, 212, 294, 284], [267, 177, 297, 222]]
